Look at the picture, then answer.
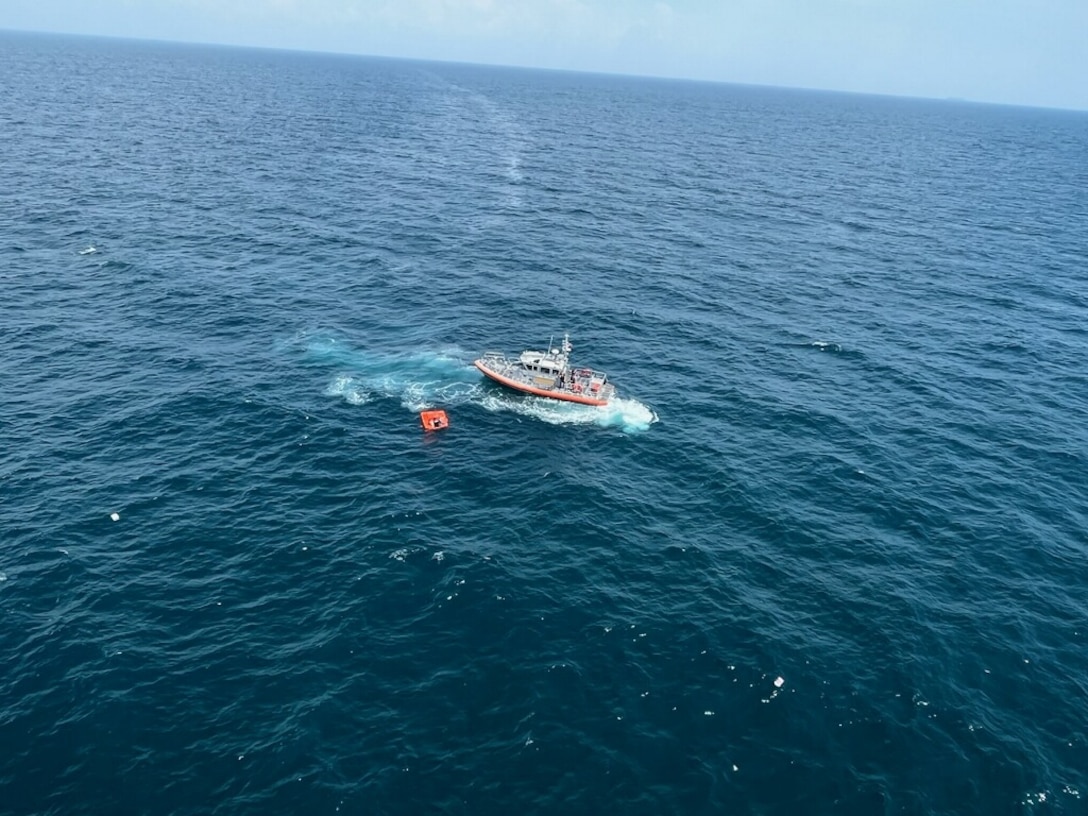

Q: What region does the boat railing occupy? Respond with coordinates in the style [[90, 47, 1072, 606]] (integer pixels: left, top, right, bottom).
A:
[[570, 367, 606, 381], [478, 351, 518, 374]]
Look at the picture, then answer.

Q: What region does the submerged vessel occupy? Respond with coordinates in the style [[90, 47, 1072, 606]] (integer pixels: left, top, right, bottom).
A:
[[474, 334, 616, 406]]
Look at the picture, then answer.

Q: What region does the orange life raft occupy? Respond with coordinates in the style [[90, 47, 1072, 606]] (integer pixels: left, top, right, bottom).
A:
[[420, 410, 449, 432]]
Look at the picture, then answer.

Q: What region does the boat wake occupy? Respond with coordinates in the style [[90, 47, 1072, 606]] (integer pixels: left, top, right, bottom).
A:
[[479, 393, 658, 433], [308, 338, 479, 411], [306, 336, 657, 433]]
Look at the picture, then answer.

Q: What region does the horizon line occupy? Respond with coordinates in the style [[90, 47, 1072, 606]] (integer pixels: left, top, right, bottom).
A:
[[4, 26, 1086, 115]]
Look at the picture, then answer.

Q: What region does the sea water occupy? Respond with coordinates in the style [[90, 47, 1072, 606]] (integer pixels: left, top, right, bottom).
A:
[[1, 31, 1086, 815]]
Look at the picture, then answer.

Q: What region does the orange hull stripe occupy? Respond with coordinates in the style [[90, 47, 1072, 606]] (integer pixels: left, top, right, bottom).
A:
[[474, 361, 608, 406]]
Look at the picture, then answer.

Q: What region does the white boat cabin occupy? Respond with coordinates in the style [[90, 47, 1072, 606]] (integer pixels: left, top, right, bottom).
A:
[[518, 349, 568, 378]]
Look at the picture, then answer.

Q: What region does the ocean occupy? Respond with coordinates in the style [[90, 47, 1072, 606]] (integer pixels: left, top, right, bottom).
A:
[[1, 30, 1086, 815]]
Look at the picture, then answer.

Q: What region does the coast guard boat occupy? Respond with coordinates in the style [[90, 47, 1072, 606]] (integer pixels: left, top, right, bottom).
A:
[[474, 334, 616, 406]]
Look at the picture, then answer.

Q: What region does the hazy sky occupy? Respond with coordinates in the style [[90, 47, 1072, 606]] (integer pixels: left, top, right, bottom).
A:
[[3, 0, 1086, 110]]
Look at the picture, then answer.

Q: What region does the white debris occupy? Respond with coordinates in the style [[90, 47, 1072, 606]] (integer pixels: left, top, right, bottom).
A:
[[774, 676, 785, 688], [110, 512, 120, 522]]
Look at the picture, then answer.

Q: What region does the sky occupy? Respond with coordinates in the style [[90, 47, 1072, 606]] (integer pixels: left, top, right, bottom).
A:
[[2, 0, 1087, 111]]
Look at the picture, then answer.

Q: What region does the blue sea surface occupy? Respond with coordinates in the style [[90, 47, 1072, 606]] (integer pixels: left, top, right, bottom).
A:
[[2, 30, 1087, 815]]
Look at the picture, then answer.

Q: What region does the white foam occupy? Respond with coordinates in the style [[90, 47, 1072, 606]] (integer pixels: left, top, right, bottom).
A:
[[325, 375, 372, 406], [478, 392, 657, 433], [596, 397, 658, 433], [313, 339, 480, 410]]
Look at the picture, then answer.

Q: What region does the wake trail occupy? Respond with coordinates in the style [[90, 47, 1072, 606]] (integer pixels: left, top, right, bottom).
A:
[[306, 336, 657, 433]]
